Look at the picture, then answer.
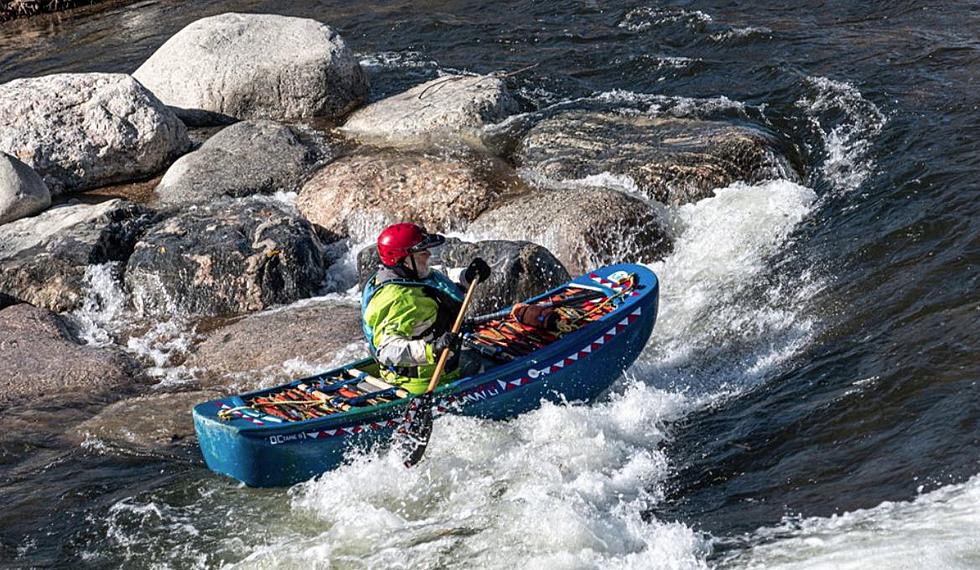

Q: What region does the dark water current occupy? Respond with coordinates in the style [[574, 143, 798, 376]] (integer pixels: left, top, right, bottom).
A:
[[1, 0, 977, 567]]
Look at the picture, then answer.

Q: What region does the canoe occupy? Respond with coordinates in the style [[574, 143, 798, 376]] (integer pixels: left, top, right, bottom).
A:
[[193, 263, 659, 487]]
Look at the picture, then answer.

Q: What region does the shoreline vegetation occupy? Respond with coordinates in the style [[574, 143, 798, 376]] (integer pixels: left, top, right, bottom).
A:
[[0, 0, 104, 22]]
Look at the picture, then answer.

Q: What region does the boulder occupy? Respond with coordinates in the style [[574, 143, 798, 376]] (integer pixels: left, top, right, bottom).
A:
[[0, 73, 189, 194], [133, 13, 369, 124], [357, 239, 570, 315], [155, 120, 334, 206], [514, 111, 798, 205], [341, 74, 518, 147], [186, 301, 363, 387], [297, 148, 525, 241], [125, 198, 336, 318], [468, 188, 672, 275], [0, 152, 50, 224], [73, 391, 221, 451], [0, 199, 158, 312], [0, 303, 143, 408]]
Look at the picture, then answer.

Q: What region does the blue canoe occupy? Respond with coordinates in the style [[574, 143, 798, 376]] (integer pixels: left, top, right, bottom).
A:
[[193, 263, 659, 487]]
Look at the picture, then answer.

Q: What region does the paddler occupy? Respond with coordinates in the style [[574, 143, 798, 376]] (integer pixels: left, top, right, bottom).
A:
[[361, 223, 491, 394]]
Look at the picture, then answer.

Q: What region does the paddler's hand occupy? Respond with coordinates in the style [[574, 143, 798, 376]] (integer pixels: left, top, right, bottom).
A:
[[433, 331, 461, 358], [464, 257, 491, 284]]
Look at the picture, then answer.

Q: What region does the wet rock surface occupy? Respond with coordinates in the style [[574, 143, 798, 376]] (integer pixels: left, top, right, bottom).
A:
[[341, 74, 518, 147], [0, 152, 50, 225], [155, 120, 335, 206], [0, 304, 144, 408], [73, 390, 221, 451], [133, 13, 369, 124], [0, 73, 189, 194], [358, 238, 570, 315], [125, 198, 336, 318], [0, 199, 158, 312], [297, 148, 524, 241], [187, 301, 363, 387], [515, 111, 798, 205], [469, 187, 672, 275]]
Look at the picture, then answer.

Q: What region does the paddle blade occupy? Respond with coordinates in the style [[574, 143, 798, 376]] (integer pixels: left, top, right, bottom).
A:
[[397, 392, 434, 467]]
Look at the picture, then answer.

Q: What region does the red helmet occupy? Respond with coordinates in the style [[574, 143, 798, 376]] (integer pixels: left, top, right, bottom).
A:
[[377, 223, 445, 266]]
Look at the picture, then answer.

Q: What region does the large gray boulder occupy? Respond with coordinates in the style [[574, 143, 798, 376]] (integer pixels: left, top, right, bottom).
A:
[[0, 199, 158, 312], [515, 111, 798, 205], [0, 304, 144, 408], [186, 301, 363, 388], [125, 198, 337, 318], [0, 73, 190, 194], [297, 148, 524, 242], [0, 152, 50, 224], [133, 13, 369, 124], [468, 188, 672, 275], [358, 239, 570, 316], [341, 74, 518, 147], [155, 121, 334, 206]]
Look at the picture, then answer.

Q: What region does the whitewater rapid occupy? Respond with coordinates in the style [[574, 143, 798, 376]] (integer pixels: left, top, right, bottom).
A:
[[59, 52, 966, 568]]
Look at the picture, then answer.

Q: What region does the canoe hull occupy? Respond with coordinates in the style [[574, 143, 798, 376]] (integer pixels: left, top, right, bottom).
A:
[[194, 264, 659, 487]]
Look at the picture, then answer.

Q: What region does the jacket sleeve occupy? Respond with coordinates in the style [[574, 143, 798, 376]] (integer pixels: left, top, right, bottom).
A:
[[376, 335, 432, 367]]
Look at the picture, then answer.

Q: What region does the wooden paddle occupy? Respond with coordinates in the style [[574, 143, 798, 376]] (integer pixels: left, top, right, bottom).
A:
[[399, 276, 481, 467]]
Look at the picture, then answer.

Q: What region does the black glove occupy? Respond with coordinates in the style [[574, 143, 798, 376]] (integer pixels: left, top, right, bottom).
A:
[[464, 257, 491, 284], [432, 331, 461, 356]]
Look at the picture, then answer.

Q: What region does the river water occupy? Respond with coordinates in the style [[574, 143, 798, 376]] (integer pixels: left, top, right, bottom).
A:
[[1, 1, 977, 568]]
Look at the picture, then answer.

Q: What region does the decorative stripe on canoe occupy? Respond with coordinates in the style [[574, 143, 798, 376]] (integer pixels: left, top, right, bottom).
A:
[[296, 307, 642, 439]]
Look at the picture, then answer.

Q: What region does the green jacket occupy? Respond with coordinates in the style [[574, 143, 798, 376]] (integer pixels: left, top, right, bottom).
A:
[[361, 268, 464, 394]]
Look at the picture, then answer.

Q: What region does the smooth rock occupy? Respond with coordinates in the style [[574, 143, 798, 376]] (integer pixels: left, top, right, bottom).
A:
[[187, 301, 363, 387], [125, 198, 336, 318], [468, 188, 672, 275], [0, 152, 50, 224], [0, 304, 143, 408], [0, 73, 189, 194], [73, 391, 220, 451], [341, 74, 518, 147], [515, 111, 799, 205], [156, 121, 334, 206], [357, 238, 570, 315], [0, 199, 158, 312], [133, 13, 369, 124], [297, 148, 524, 241]]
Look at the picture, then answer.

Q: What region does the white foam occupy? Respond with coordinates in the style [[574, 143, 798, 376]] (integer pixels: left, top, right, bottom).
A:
[[226, 382, 710, 569], [641, 179, 820, 395], [619, 7, 713, 32], [796, 76, 886, 193], [709, 26, 773, 42], [718, 475, 980, 569], [594, 89, 748, 118], [358, 51, 439, 70], [69, 262, 128, 347]]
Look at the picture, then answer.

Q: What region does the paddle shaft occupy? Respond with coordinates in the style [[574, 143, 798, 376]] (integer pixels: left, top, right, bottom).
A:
[[424, 276, 481, 394]]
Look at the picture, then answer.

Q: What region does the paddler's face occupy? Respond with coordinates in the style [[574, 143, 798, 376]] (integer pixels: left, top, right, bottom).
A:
[[408, 249, 431, 278]]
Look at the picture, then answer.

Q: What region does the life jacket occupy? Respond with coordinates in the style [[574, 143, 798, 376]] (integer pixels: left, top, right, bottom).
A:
[[361, 267, 464, 391]]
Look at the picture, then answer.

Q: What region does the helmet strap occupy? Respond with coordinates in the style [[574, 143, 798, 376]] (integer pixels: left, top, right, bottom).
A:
[[398, 255, 420, 280]]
